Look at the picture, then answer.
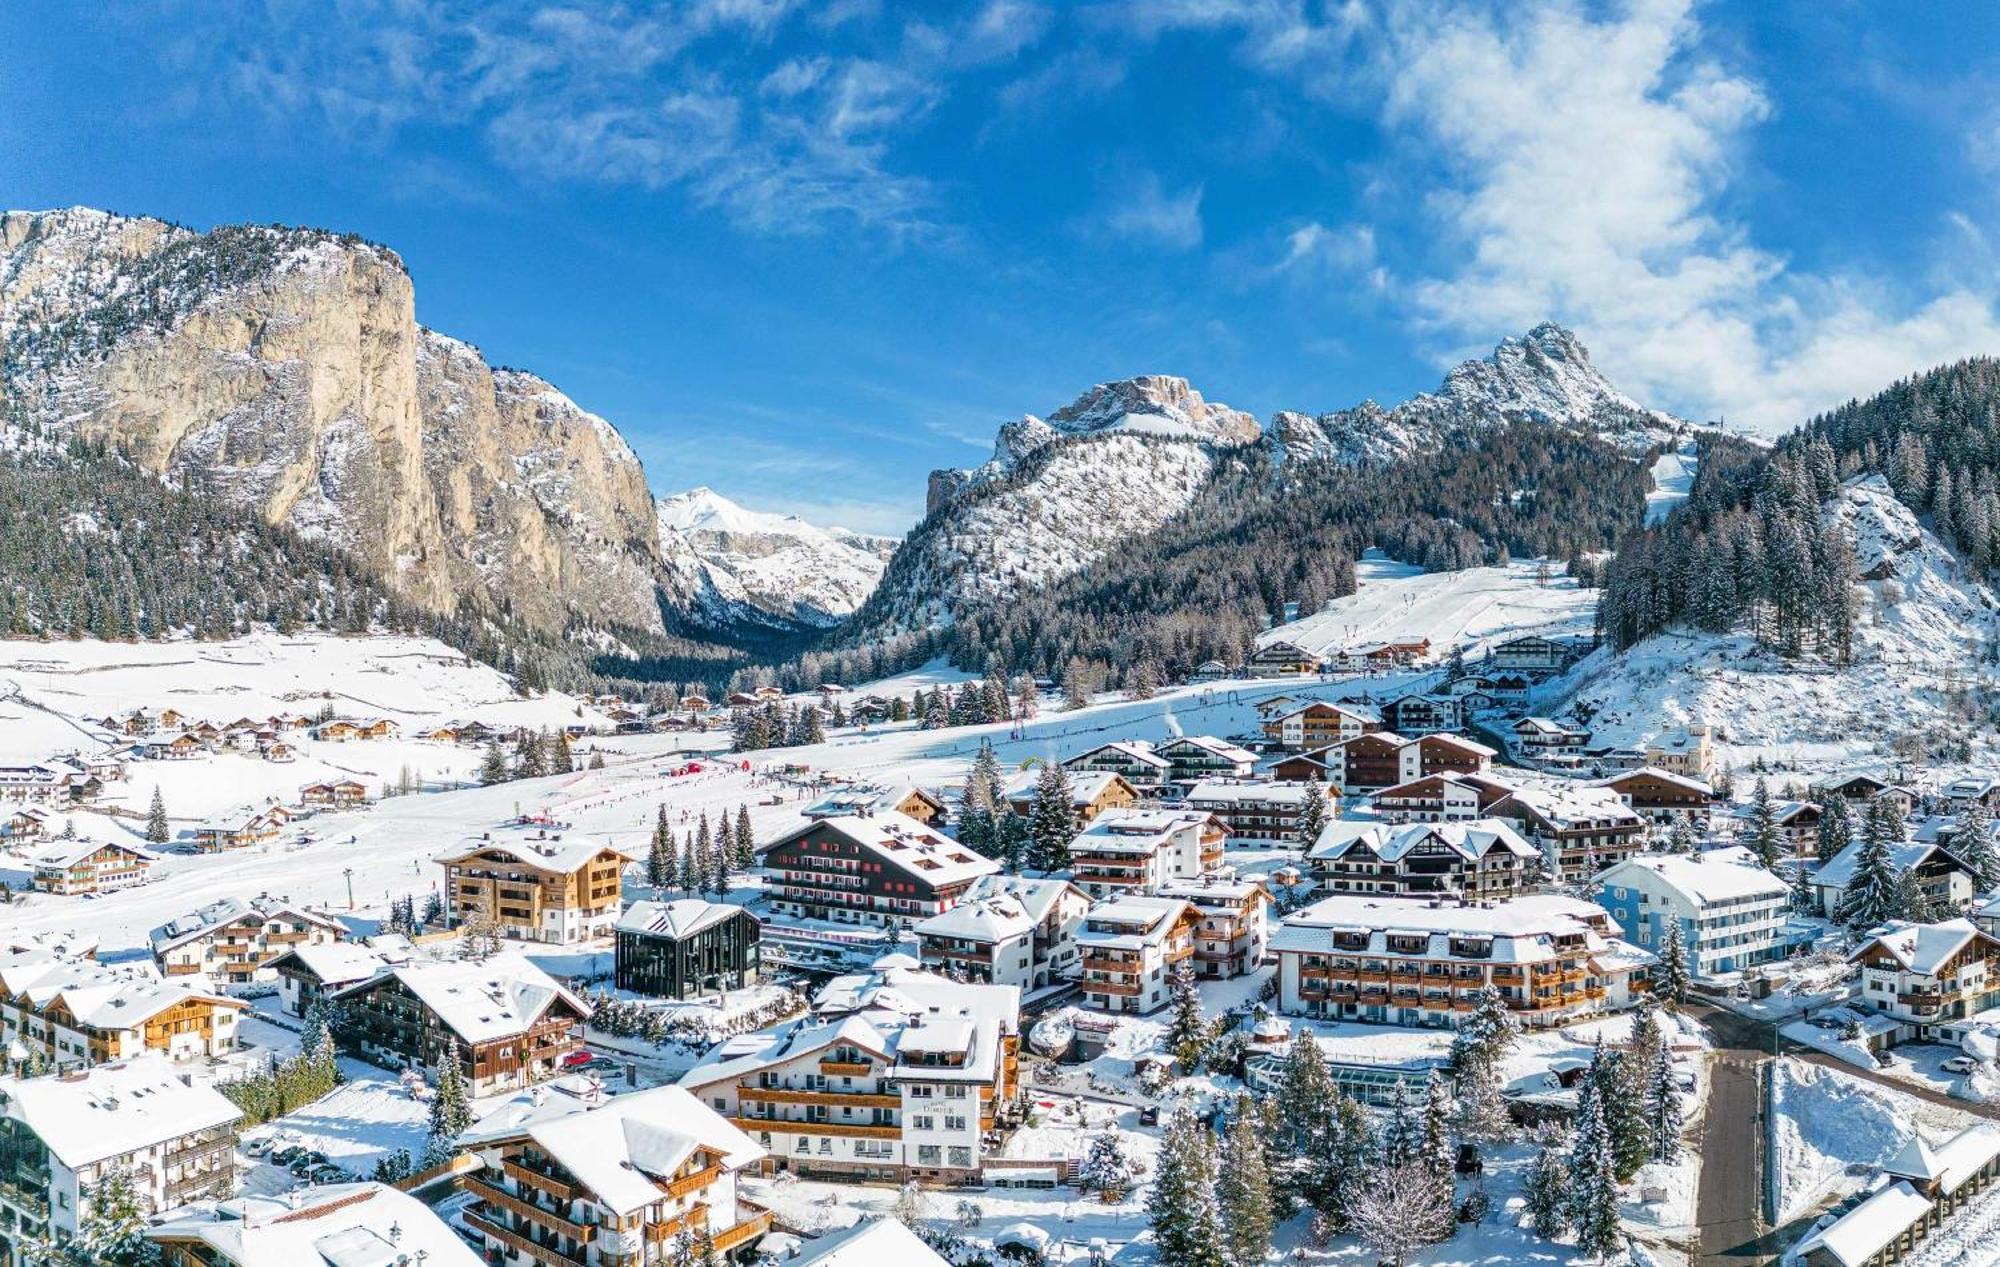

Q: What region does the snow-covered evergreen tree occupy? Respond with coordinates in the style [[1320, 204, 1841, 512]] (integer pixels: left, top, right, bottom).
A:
[[1078, 1128, 1136, 1201], [1449, 985, 1517, 1142], [1667, 813, 1699, 855], [1026, 762, 1078, 871], [425, 1039, 473, 1163], [1816, 796, 1852, 863], [1524, 1133, 1571, 1240], [1216, 1097, 1275, 1267], [1839, 826, 1903, 930], [1747, 776, 1782, 868], [1295, 774, 1328, 852], [1566, 1070, 1623, 1259], [647, 805, 677, 890], [77, 1167, 152, 1267], [1163, 960, 1207, 1072], [1646, 1031, 1684, 1161], [145, 788, 169, 843], [1956, 798, 2000, 891], [1148, 1107, 1225, 1267], [734, 805, 756, 868], [1657, 921, 1691, 1008]]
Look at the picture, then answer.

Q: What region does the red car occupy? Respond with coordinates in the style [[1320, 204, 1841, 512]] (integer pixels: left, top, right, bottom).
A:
[[560, 1049, 597, 1069]]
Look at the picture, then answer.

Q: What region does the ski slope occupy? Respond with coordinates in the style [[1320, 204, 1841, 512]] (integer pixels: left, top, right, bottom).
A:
[[1257, 551, 1596, 658], [1646, 442, 1698, 525]]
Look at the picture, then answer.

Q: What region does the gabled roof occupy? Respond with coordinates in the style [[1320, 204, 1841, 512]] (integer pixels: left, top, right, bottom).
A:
[[1185, 779, 1323, 807], [914, 894, 1035, 944], [464, 1084, 764, 1216], [616, 899, 755, 940], [761, 812, 996, 888], [1815, 839, 1971, 890], [1063, 741, 1171, 770], [331, 953, 588, 1046], [1594, 850, 1789, 908], [28, 838, 155, 869], [1156, 735, 1258, 764], [1598, 766, 1712, 796], [266, 941, 407, 988], [149, 896, 345, 955], [1849, 918, 1996, 976], [1308, 818, 1537, 865], [788, 1218, 949, 1267], [1793, 1180, 1932, 1267], [954, 874, 1088, 923]]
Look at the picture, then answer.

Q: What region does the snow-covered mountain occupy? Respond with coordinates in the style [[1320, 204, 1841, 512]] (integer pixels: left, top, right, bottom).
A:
[[0, 207, 694, 641], [656, 486, 897, 628], [1269, 323, 1694, 468], [1553, 475, 1997, 765], [858, 377, 1260, 636]]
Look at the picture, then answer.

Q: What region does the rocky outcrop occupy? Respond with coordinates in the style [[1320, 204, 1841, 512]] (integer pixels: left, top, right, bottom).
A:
[[0, 207, 688, 638], [656, 486, 896, 628]]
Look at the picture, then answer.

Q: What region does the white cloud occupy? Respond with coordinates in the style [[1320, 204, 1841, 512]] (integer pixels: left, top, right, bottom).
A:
[[1104, 172, 1205, 250]]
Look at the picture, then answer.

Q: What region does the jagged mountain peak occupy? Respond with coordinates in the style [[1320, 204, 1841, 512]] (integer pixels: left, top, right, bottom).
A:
[[656, 487, 898, 630], [1269, 322, 1689, 468]]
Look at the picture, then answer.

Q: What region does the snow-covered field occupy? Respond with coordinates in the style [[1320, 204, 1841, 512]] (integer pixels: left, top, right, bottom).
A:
[[1260, 552, 1596, 659], [1645, 444, 1697, 526], [1770, 1057, 1978, 1223]]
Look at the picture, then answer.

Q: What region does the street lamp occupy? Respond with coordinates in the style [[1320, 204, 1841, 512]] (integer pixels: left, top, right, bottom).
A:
[[344, 867, 355, 912]]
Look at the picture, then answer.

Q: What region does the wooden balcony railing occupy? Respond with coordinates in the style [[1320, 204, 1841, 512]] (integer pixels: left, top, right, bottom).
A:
[[464, 1174, 593, 1242], [462, 1210, 588, 1267]]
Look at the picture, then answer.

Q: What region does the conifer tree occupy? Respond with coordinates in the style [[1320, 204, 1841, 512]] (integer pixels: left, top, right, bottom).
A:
[[1747, 776, 1782, 868], [1275, 1031, 1337, 1155], [680, 834, 699, 896], [479, 740, 510, 784], [695, 813, 712, 880], [1216, 1097, 1275, 1267], [1955, 798, 2000, 891], [1026, 762, 1078, 871], [421, 890, 445, 928], [145, 787, 169, 843], [1816, 796, 1852, 863], [77, 1168, 152, 1267], [1078, 1128, 1137, 1201], [1524, 1133, 1571, 1240], [734, 805, 755, 868], [1566, 1067, 1621, 1258], [1148, 1107, 1225, 1267], [1449, 985, 1517, 1142], [1646, 1031, 1685, 1161], [514, 730, 547, 779], [1657, 921, 1691, 1008], [1378, 1080, 1422, 1168], [551, 731, 574, 774], [1312, 1093, 1376, 1224], [1163, 960, 1207, 1072], [1667, 813, 1699, 855], [997, 812, 1030, 875], [1295, 773, 1329, 852], [1838, 827, 1902, 930], [647, 805, 677, 891], [425, 1040, 473, 1163]]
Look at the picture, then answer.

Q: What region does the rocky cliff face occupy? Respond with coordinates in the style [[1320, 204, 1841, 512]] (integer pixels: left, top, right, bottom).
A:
[[0, 207, 683, 638]]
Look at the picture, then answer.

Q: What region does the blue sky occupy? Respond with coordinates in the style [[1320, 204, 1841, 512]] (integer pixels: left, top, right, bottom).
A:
[[6, 1, 2000, 534]]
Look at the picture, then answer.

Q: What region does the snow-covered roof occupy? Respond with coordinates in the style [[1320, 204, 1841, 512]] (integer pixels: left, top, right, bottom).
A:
[[0, 1054, 241, 1169], [0, 950, 241, 1028], [27, 838, 155, 868], [1002, 769, 1133, 806], [1185, 779, 1321, 807], [1849, 918, 1995, 976], [1931, 1122, 2000, 1191], [1815, 839, 1966, 891], [811, 963, 1019, 1036], [1078, 896, 1194, 950], [789, 1218, 948, 1267], [465, 1084, 763, 1216], [954, 874, 1086, 924], [1595, 851, 1789, 908], [1599, 766, 1712, 795], [149, 895, 345, 955], [331, 953, 587, 1046], [1308, 818, 1536, 864], [803, 784, 941, 818], [1493, 779, 1642, 829], [1071, 807, 1216, 855], [1157, 735, 1257, 764], [763, 812, 996, 887], [435, 834, 634, 874], [1064, 740, 1170, 770], [146, 1182, 482, 1267], [1793, 1180, 1933, 1267], [1271, 893, 1623, 965], [616, 899, 752, 941], [1158, 875, 1270, 904], [913, 894, 1034, 944], [268, 941, 409, 988]]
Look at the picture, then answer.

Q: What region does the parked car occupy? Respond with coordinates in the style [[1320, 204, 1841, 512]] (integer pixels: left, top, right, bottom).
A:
[[308, 1163, 347, 1184], [244, 1137, 274, 1157], [560, 1049, 598, 1069], [1942, 1056, 1980, 1074], [268, 1146, 303, 1166]]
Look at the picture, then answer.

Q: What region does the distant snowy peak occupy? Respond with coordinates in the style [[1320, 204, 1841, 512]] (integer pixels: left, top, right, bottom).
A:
[[1272, 322, 1693, 467], [656, 487, 898, 629]]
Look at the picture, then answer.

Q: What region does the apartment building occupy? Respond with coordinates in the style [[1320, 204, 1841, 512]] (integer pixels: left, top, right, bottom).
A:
[[1598, 768, 1713, 823], [1077, 896, 1199, 1014], [459, 1083, 772, 1267], [1062, 741, 1174, 790], [1157, 876, 1272, 978], [758, 812, 997, 928], [0, 950, 244, 1069], [1488, 780, 1647, 880], [1307, 819, 1539, 902], [1153, 736, 1258, 783], [1067, 808, 1226, 899], [0, 1055, 240, 1249], [680, 967, 1020, 1183], [438, 834, 634, 945], [1183, 780, 1334, 846], [1271, 893, 1647, 1029], [1592, 847, 1793, 977], [1002, 770, 1141, 825], [1260, 702, 1380, 752], [1371, 773, 1511, 824], [1396, 733, 1497, 783], [913, 875, 1091, 989], [148, 896, 347, 985], [1318, 732, 1410, 795], [329, 954, 591, 1097], [1850, 919, 2000, 1041]]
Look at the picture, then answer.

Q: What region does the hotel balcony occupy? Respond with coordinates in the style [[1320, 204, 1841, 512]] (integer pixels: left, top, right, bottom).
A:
[[465, 1174, 593, 1243], [463, 1210, 588, 1267]]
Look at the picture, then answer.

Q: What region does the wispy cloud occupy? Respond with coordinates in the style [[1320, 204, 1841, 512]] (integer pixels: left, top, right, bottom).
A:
[[1101, 171, 1205, 250]]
